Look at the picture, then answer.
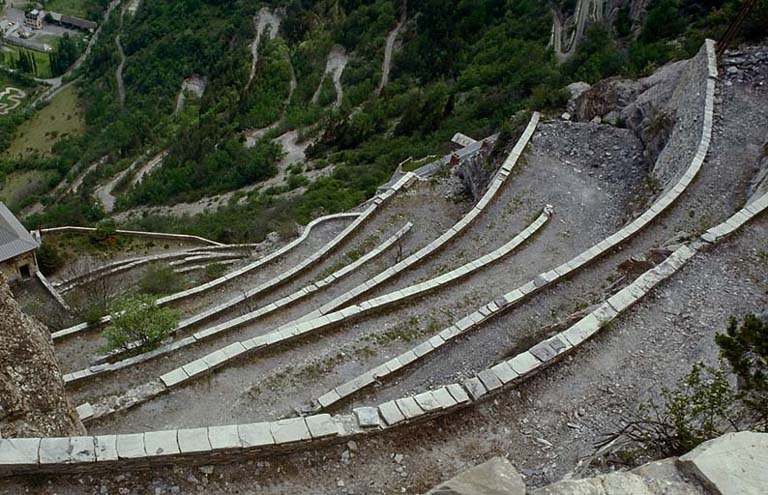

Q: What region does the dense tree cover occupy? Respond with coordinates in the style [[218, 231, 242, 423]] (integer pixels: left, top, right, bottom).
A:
[[49, 34, 82, 77], [569, 0, 768, 83], [18, 0, 768, 241]]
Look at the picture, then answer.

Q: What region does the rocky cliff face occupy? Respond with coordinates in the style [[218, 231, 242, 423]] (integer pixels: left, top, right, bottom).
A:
[[570, 43, 708, 180], [0, 274, 84, 438]]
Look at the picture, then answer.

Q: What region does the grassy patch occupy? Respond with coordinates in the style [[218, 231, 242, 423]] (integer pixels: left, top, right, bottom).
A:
[[3, 84, 85, 159], [0, 169, 54, 209], [0, 45, 54, 79], [42, 0, 102, 18]]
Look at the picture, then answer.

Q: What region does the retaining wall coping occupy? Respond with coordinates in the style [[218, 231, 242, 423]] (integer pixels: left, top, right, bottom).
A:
[[237, 423, 274, 448], [144, 430, 180, 457], [4, 57, 739, 474], [178, 428, 211, 453]]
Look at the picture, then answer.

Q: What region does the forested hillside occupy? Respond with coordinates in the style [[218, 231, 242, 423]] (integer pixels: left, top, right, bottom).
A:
[[1, 0, 766, 242]]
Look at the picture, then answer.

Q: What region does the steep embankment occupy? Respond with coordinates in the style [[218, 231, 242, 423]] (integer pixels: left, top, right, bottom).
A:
[[0, 275, 84, 438]]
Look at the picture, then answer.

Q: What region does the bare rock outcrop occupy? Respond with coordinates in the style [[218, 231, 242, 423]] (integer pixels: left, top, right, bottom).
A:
[[0, 274, 84, 438], [571, 48, 701, 169]]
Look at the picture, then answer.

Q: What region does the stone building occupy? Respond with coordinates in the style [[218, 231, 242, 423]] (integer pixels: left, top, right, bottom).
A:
[[24, 9, 44, 30], [0, 202, 39, 282]]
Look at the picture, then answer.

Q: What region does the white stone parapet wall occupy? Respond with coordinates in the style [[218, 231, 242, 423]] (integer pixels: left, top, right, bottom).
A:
[[64, 223, 414, 385], [51, 206, 381, 339], [2, 189, 765, 476], [39, 226, 225, 247], [35, 271, 71, 311], [0, 40, 737, 477], [310, 39, 718, 409], [72, 112, 541, 419]]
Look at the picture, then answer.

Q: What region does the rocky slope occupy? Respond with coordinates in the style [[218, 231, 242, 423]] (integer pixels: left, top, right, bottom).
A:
[[0, 275, 83, 438]]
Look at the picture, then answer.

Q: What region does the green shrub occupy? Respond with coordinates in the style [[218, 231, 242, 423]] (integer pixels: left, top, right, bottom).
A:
[[101, 294, 178, 353], [83, 302, 108, 326], [203, 262, 226, 282], [35, 243, 65, 276], [139, 264, 183, 295]]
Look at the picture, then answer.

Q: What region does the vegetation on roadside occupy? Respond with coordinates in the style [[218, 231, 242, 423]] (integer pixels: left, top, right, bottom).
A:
[[10, 0, 768, 241], [100, 294, 178, 353], [138, 264, 184, 295], [602, 314, 768, 459]]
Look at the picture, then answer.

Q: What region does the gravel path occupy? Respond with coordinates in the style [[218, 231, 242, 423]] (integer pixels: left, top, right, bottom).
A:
[[115, 33, 126, 107], [246, 8, 280, 91], [378, 17, 405, 94], [312, 46, 348, 108]]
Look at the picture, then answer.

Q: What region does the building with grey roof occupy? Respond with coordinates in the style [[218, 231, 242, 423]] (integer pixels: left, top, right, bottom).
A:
[[0, 202, 39, 282]]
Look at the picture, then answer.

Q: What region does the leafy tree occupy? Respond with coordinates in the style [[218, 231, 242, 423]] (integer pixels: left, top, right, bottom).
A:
[[101, 294, 178, 352]]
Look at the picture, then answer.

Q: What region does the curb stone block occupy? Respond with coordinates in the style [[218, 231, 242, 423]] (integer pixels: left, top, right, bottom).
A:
[[547, 336, 569, 354], [76, 402, 95, 421], [463, 377, 488, 401], [395, 397, 424, 419], [398, 350, 418, 366], [353, 408, 380, 428], [562, 313, 601, 346], [116, 433, 146, 459], [477, 369, 503, 391], [306, 414, 341, 437], [413, 341, 434, 357], [529, 341, 557, 362], [384, 357, 403, 373], [592, 303, 618, 323], [94, 436, 118, 462], [208, 425, 242, 451], [508, 352, 540, 376], [144, 430, 180, 456], [607, 289, 638, 313], [378, 401, 406, 426], [182, 359, 208, 377], [432, 387, 458, 409], [447, 384, 470, 404], [177, 428, 211, 454], [491, 361, 519, 384], [70, 437, 96, 463], [39, 437, 71, 464], [372, 363, 390, 379], [317, 389, 341, 409], [237, 423, 274, 448], [414, 391, 442, 412], [0, 438, 39, 466], [271, 418, 311, 444]]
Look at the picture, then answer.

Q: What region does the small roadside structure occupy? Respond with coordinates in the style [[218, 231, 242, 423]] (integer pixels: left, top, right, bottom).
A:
[[47, 12, 97, 32], [0, 202, 39, 282]]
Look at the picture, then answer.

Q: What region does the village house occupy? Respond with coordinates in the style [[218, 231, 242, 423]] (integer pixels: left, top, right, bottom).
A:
[[0, 203, 39, 282], [24, 9, 44, 30]]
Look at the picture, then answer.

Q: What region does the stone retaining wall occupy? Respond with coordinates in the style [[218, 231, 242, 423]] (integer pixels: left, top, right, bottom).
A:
[[51, 207, 376, 339], [64, 223, 414, 386], [74, 113, 542, 419], [39, 227, 224, 247], [3, 186, 765, 476], [312, 39, 718, 408], [35, 271, 70, 311]]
